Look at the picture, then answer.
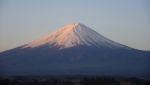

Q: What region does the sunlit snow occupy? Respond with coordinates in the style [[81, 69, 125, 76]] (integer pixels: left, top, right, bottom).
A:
[[23, 23, 127, 49]]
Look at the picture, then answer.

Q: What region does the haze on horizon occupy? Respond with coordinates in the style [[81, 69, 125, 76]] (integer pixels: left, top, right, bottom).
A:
[[0, 0, 150, 52]]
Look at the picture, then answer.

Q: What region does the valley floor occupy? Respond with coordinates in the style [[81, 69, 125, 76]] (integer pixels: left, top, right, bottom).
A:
[[0, 76, 150, 85]]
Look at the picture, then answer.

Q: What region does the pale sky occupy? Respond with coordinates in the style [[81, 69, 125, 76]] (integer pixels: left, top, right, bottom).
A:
[[0, 0, 150, 52]]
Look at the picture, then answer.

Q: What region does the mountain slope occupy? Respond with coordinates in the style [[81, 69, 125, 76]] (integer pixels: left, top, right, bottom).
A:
[[0, 23, 150, 77]]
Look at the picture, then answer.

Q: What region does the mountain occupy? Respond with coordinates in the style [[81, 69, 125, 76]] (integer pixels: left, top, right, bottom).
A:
[[0, 23, 150, 77]]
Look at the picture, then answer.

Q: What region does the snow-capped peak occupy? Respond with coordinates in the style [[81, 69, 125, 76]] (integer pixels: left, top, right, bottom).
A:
[[23, 23, 127, 49]]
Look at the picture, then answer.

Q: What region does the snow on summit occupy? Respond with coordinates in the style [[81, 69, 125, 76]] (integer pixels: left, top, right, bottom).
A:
[[23, 23, 127, 49]]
